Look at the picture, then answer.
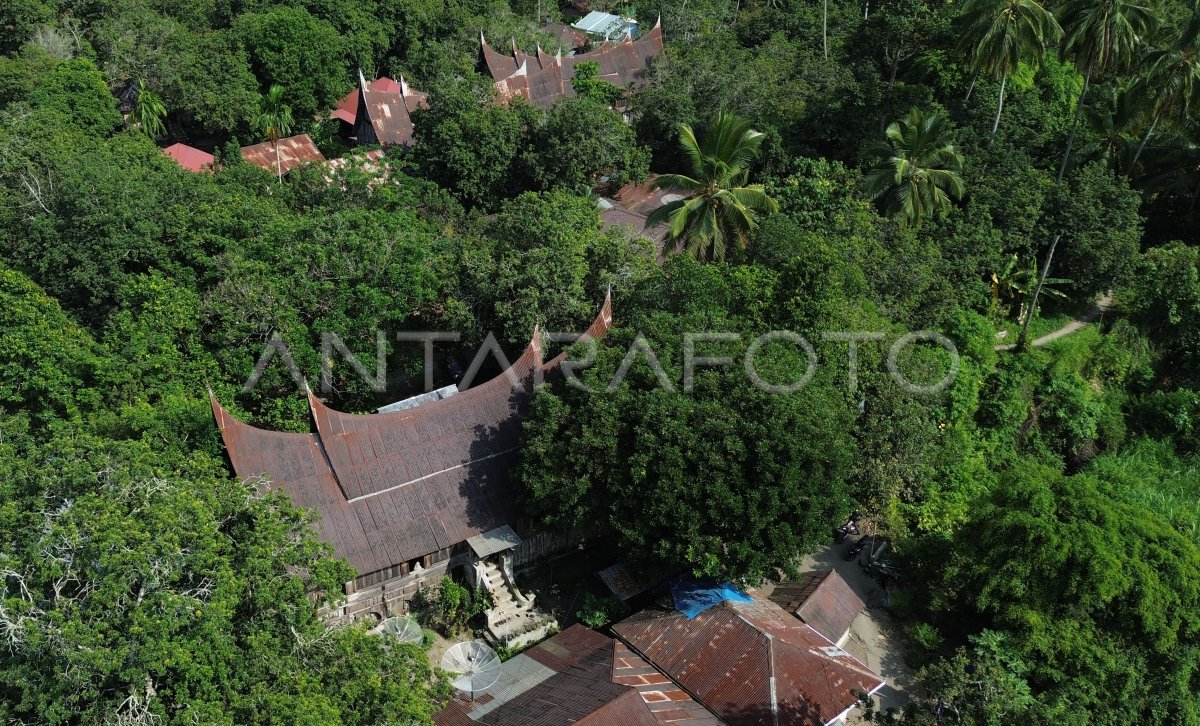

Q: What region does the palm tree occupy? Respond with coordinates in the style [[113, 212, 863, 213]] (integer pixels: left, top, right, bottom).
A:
[[1056, 0, 1155, 181], [132, 79, 167, 138], [254, 85, 294, 184], [863, 108, 966, 227], [645, 112, 779, 262], [1126, 13, 1200, 174], [956, 0, 1063, 136]]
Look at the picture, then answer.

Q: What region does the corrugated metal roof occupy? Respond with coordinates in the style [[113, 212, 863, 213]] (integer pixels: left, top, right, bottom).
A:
[[481, 19, 662, 106], [598, 562, 659, 601], [770, 570, 865, 645], [435, 624, 714, 726], [467, 525, 522, 558], [613, 591, 885, 726], [239, 134, 325, 174], [212, 293, 614, 580]]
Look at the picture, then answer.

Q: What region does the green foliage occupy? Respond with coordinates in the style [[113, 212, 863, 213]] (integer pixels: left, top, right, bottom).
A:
[[0, 433, 449, 724], [863, 108, 965, 227], [25, 58, 122, 136], [412, 84, 538, 210], [1046, 162, 1142, 297], [571, 60, 625, 105], [525, 96, 650, 192], [416, 577, 491, 636], [233, 6, 346, 119], [913, 462, 1200, 723], [647, 111, 780, 261], [575, 593, 627, 629], [1124, 242, 1200, 384], [520, 257, 858, 580]]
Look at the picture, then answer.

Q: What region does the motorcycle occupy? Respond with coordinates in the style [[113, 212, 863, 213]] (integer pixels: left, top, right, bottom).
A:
[[832, 511, 861, 544], [844, 535, 871, 561]]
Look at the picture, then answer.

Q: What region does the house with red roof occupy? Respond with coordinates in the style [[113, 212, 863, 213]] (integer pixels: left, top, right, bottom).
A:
[[613, 589, 886, 726], [162, 143, 214, 173], [434, 625, 719, 726]]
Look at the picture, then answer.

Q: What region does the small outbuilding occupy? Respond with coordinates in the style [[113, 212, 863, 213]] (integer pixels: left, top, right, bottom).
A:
[[239, 134, 325, 175], [162, 143, 214, 173], [768, 569, 865, 648]]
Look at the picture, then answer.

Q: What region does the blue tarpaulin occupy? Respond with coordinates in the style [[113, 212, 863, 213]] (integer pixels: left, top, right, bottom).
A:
[[670, 577, 754, 619]]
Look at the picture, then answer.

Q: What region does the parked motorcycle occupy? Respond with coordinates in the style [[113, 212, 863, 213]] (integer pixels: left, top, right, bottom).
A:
[[844, 535, 871, 561], [832, 511, 861, 544]]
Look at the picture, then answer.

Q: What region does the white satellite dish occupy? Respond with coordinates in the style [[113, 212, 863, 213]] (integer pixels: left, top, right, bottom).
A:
[[660, 193, 685, 204], [379, 616, 423, 644], [440, 640, 502, 695]]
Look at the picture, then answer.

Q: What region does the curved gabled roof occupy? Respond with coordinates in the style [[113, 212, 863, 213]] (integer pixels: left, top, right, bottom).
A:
[[211, 293, 613, 578]]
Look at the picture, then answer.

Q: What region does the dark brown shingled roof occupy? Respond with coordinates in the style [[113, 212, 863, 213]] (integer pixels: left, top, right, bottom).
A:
[[212, 294, 613, 579], [354, 71, 418, 147], [770, 570, 865, 646], [613, 591, 885, 726], [435, 625, 716, 726], [482, 18, 663, 106]]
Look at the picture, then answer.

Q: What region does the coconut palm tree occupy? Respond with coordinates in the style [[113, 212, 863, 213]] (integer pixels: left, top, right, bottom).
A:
[[863, 108, 966, 227], [132, 79, 167, 138], [645, 112, 779, 262], [1056, 0, 1155, 181], [956, 0, 1063, 136], [1126, 13, 1200, 174], [254, 85, 294, 184]]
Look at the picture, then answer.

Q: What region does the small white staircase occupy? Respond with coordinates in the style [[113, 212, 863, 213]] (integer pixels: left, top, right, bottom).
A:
[[477, 560, 557, 649]]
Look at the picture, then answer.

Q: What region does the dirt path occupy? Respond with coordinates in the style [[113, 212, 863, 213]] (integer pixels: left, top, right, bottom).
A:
[[994, 292, 1114, 352]]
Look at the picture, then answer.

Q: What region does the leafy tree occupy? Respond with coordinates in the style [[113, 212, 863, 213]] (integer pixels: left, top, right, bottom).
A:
[[1124, 242, 1200, 383], [570, 60, 625, 105], [1055, 0, 1155, 180], [1043, 161, 1142, 297], [519, 257, 857, 580], [132, 79, 167, 138], [0, 433, 450, 725], [913, 462, 1200, 723], [863, 108, 966, 227], [956, 0, 1063, 136], [233, 6, 346, 119], [25, 58, 122, 137], [254, 84, 294, 183], [411, 84, 538, 210], [525, 96, 651, 193], [646, 112, 780, 261]]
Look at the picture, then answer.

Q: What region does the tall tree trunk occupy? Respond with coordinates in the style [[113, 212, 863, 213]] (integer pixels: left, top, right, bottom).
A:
[[275, 140, 282, 184], [1057, 68, 1091, 183], [1128, 111, 1161, 175], [1018, 233, 1062, 350], [964, 71, 979, 102], [823, 0, 829, 59], [880, 50, 901, 131], [991, 74, 1007, 137]]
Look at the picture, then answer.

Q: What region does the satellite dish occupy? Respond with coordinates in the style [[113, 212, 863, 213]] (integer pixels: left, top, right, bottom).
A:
[[379, 616, 423, 644], [440, 640, 502, 695], [660, 193, 685, 204]]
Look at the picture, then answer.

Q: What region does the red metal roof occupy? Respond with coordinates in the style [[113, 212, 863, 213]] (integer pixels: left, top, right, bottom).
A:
[[770, 570, 865, 646], [613, 591, 885, 726], [212, 294, 613, 579], [162, 143, 214, 172], [434, 624, 716, 726], [239, 134, 325, 174]]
